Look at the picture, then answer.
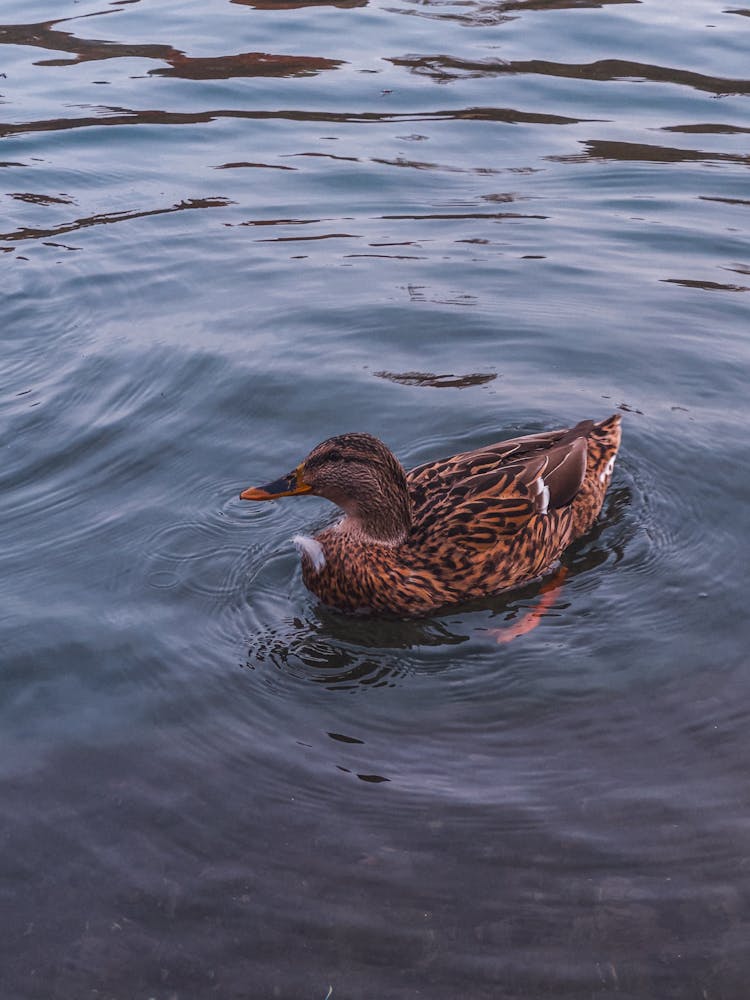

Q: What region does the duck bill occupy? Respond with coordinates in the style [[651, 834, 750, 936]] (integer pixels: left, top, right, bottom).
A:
[[240, 464, 312, 501]]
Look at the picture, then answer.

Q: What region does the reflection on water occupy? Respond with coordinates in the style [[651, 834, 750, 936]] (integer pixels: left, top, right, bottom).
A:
[[233, 0, 367, 8], [392, 0, 641, 26], [550, 138, 750, 165], [0, 196, 234, 244], [0, 17, 179, 66], [150, 51, 344, 79], [390, 53, 750, 96], [246, 609, 470, 688], [662, 277, 748, 292], [374, 370, 498, 387], [2, 0, 750, 995]]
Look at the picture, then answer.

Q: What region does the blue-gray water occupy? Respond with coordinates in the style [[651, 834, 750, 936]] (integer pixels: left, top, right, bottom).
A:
[[2, 0, 749, 997]]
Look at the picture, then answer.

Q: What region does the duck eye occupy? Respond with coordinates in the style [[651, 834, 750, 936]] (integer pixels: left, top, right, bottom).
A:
[[327, 449, 342, 463]]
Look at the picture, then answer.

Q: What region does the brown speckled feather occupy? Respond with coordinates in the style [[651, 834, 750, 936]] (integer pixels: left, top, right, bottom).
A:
[[242, 415, 622, 616]]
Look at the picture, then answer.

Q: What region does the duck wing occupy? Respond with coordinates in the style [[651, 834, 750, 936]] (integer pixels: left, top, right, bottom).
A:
[[407, 424, 591, 550]]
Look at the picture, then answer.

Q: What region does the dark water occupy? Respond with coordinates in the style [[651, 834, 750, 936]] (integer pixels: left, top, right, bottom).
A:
[[2, 0, 749, 996]]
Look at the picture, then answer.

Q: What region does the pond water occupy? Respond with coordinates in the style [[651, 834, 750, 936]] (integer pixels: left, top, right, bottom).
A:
[[2, 0, 749, 997]]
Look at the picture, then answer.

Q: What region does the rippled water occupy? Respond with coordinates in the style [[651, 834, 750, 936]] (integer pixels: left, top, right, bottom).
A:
[[2, 0, 749, 996]]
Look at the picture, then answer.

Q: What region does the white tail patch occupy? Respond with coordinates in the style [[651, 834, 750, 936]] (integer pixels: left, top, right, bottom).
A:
[[293, 534, 326, 573], [599, 455, 616, 483], [532, 476, 550, 515], [539, 484, 550, 515]]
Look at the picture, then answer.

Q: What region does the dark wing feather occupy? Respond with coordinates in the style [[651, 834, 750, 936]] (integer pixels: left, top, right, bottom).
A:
[[407, 425, 592, 550], [541, 436, 588, 509], [408, 420, 593, 491]]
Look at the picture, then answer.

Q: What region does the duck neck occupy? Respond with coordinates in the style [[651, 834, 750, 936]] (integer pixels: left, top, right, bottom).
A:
[[340, 471, 412, 546]]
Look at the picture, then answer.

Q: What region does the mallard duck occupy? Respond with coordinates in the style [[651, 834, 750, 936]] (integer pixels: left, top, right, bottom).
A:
[[240, 414, 621, 617]]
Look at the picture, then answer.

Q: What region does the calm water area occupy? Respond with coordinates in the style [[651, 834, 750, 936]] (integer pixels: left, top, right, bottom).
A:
[[2, 0, 750, 997]]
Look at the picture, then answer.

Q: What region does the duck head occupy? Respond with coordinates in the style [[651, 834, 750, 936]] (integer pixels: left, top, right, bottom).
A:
[[240, 432, 412, 545]]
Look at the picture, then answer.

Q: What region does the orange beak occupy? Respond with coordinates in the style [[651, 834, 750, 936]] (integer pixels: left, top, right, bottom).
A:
[[240, 463, 312, 501]]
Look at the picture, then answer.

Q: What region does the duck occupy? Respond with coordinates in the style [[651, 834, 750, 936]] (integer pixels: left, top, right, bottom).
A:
[[240, 414, 621, 617]]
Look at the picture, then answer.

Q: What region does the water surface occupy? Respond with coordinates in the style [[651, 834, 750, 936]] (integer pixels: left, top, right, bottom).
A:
[[2, 0, 750, 997]]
